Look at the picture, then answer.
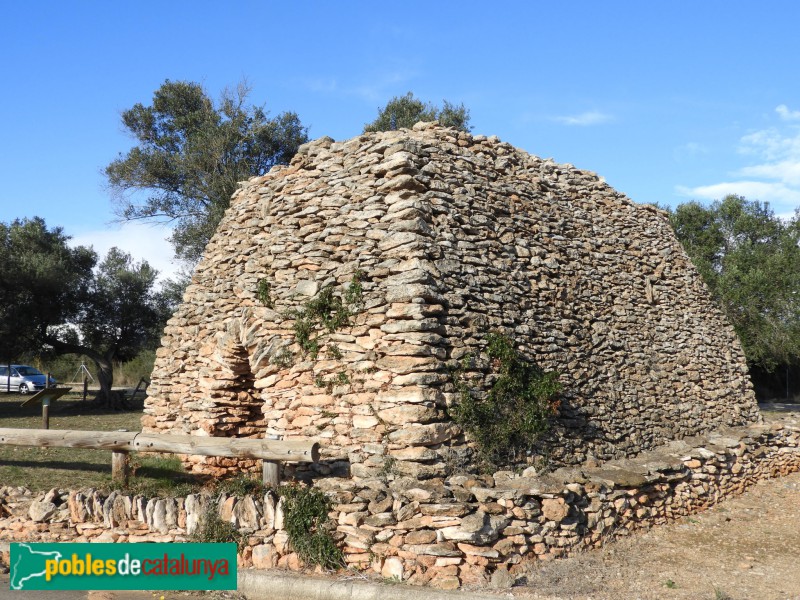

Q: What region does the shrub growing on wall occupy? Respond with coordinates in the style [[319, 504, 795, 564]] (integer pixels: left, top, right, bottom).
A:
[[450, 333, 561, 469], [279, 484, 343, 570]]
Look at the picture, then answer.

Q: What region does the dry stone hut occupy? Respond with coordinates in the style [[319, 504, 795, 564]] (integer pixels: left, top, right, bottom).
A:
[[144, 122, 759, 478]]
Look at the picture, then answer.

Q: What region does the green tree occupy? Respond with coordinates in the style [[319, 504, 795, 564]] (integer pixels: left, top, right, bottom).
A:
[[48, 248, 173, 404], [363, 92, 471, 133], [670, 196, 800, 379], [106, 80, 309, 263], [0, 218, 95, 391], [0, 218, 174, 404]]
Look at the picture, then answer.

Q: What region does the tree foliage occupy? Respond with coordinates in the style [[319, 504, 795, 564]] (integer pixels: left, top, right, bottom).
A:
[[106, 80, 309, 263], [0, 217, 174, 404], [670, 195, 800, 373], [74, 248, 170, 361], [363, 92, 471, 133], [0, 218, 95, 365]]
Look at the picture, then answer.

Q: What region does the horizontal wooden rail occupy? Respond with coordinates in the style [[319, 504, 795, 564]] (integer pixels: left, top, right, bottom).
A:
[[0, 428, 319, 487], [132, 433, 319, 462], [0, 429, 136, 450]]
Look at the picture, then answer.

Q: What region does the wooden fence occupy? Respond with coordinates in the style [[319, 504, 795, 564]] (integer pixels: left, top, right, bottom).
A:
[[0, 428, 319, 487]]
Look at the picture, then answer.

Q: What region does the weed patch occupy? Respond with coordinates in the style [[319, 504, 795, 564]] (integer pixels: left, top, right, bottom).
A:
[[257, 278, 274, 309], [278, 483, 343, 570], [191, 502, 244, 550], [216, 473, 266, 498], [290, 272, 364, 359], [118, 454, 201, 497]]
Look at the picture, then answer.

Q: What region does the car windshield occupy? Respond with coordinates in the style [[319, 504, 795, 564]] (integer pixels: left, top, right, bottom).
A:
[[15, 366, 43, 376]]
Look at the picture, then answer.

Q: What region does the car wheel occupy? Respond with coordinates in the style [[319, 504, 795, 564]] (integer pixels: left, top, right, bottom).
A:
[[18, 384, 29, 395]]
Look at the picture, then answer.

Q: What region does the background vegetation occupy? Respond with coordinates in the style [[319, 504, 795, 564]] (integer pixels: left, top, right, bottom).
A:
[[363, 91, 471, 133], [0, 218, 174, 405], [667, 195, 800, 400], [106, 79, 309, 264]]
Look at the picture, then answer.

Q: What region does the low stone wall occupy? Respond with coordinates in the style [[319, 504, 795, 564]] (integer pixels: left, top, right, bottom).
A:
[[1, 421, 798, 589]]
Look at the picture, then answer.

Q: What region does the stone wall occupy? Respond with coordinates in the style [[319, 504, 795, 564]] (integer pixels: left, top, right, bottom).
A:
[[2, 422, 798, 589], [145, 122, 758, 477]]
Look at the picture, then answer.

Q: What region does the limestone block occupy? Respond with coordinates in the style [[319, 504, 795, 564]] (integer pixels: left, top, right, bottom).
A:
[[29, 500, 56, 523], [388, 423, 458, 446], [541, 498, 570, 522], [377, 404, 438, 425], [381, 556, 405, 580]]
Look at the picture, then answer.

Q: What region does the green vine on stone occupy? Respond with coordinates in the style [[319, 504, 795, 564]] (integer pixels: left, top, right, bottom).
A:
[[257, 278, 274, 309], [449, 332, 562, 470], [314, 371, 350, 393], [278, 483, 343, 570], [291, 271, 365, 359], [271, 347, 294, 368], [344, 269, 365, 306]]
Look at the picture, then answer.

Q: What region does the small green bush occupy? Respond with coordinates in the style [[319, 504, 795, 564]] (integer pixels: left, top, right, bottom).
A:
[[191, 502, 244, 549], [257, 278, 274, 309], [291, 272, 364, 359], [271, 347, 294, 368], [449, 332, 561, 469], [278, 483, 343, 570]]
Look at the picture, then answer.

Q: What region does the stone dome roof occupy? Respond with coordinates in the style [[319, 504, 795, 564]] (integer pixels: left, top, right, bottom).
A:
[[145, 122, 759, 477]]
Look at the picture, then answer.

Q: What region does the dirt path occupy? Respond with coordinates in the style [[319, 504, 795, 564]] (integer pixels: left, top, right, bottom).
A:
[[517, 410, 800, 600]]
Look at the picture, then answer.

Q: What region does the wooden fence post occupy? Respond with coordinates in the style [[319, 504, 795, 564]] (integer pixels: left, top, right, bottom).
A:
[[262, 461, 280, 488], [41, 398, 50, 430], [263, 433, 282, 487], [112, 451, 130, 487]]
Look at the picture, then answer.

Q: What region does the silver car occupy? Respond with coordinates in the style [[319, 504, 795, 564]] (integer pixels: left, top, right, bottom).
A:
[[0, 365, 57, 394]]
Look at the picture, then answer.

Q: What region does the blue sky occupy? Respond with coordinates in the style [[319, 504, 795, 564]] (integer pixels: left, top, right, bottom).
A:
[[2, 1, 799, 280]]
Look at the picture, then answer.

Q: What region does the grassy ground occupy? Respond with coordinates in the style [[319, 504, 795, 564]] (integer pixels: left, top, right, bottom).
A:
[[0, 391, 200, 494]]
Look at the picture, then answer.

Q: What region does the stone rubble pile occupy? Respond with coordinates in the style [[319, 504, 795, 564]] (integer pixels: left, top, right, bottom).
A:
[[2, 422, 797, 589]]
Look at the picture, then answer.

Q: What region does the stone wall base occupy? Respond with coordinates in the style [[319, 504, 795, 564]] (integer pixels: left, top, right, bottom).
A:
[[1, 422, 798, 589]]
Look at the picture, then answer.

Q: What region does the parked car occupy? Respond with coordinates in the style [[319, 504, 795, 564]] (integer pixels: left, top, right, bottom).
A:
[[0, 365, 57, 394]]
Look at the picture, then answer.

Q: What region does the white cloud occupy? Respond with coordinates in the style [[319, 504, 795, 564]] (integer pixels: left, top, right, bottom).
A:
[[677, 105, 800, 215], [683, 142, 708, 155], [673, 142, 709, 161], [776, 104, 800, 121], [553, 111, 613, 126], [303, 77, 339, 94], [739, 127, 800, 161], [739, 160, 800, 186], [69, 222, 181, 283], [677, 181, 800, 205], [352, 71, 416, 103]]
